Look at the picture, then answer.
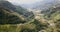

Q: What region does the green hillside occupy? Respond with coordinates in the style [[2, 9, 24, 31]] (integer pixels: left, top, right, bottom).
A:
[[41, 7, 60, 32], [0, 1, 60, 32], [0, 7, 27, 24]]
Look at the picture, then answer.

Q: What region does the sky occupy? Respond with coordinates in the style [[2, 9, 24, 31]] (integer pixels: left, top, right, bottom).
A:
[[7, 0, 43, 4]]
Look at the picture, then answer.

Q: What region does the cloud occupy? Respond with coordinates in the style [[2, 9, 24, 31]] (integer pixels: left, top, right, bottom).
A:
[[7, 0, 43, 4]]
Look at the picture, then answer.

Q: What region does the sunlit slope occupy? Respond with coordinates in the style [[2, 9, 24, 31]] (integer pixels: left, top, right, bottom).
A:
[[40, 7, 60, 32]]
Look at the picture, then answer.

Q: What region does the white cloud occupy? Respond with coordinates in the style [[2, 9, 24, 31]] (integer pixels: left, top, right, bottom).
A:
[[7, 0, 43, 4]]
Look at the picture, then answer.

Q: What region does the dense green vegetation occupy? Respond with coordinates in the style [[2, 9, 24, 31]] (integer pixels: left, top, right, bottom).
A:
[[0, 1, 60, 32], [0, 7, 27, 24], [40, 7, 60, 32]]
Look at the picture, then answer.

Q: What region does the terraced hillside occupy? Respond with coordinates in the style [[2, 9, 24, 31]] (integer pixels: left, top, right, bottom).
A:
[[0, 0, 60, 32]]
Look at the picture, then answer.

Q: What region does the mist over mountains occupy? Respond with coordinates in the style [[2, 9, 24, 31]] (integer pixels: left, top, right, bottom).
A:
[[11, 0, 60, 10], [20, 0, 55, 8], [33, 0, 60, 10]]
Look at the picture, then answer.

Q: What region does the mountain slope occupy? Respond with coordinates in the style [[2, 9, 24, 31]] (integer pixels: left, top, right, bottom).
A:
[[0, 7, 27, 24], [15, 6, 34, 17], [0, 1, 16, 11], [0, 1, 34, 17], [0, 1, 28, 24]]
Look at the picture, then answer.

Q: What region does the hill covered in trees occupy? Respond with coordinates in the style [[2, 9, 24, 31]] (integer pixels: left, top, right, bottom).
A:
[[0, 0, 60, 32]]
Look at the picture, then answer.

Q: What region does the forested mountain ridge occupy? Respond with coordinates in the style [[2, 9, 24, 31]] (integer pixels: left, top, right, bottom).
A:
[[0, 6, 27, 24], [0, 1, 34, 18], [0, 0, 60, 32], [0, 1, 16, 11], [0, 0, 34, 24]]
